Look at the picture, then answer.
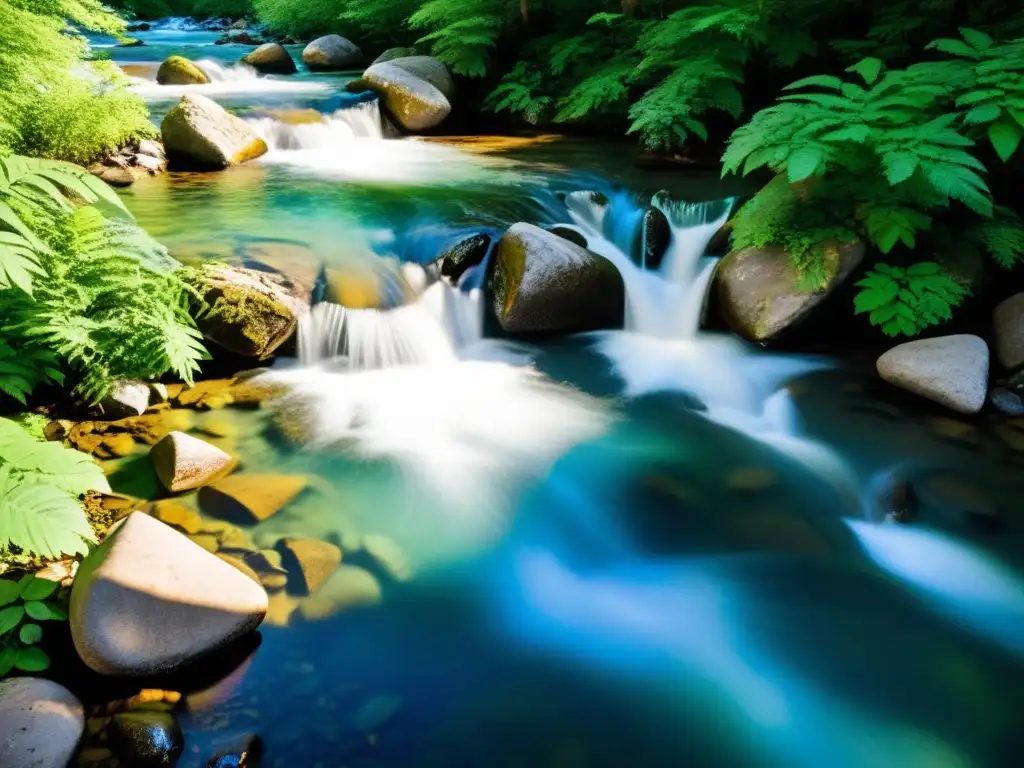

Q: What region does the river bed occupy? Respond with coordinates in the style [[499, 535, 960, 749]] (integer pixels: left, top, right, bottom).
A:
[[76, 22, 1024, 768]]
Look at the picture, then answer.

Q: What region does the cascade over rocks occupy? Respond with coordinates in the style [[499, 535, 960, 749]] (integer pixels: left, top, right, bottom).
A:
[[716, 240, 865, 341], [302, 35, 362, 71], [157, 55, 210, 85], [489, 222, 625, 334], [877, 334, 989, 414], [993, 292, 1024, 369], [241, 43, 297, 74], [359, 61, 451, 132], [0, 678, 84, 768], [70, 512, 269, 676], [161, 95, 267, 170], [187, 264, 309, 359]]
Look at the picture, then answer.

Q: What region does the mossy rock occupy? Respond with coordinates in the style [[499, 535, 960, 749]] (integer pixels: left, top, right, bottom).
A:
[[715, 240, 864, 342], [372, 47, 419, 66], [156, 56, 211, 85], [241, 43, 297, 75], [187, 265, 308, 359]]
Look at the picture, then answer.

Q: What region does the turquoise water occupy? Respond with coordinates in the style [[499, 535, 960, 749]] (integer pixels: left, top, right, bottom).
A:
[[80, 22, 1024, 768]]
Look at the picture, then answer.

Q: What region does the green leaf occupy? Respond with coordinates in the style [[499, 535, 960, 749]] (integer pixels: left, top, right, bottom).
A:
[[24, 600, 61, 621], [848, 57, 883, 85], [787, 148, 824, 181], [0, 580, 20, 607], [988, 122, 1023, 163], [0, 469, 96, 560], [19, 623, 42, 645], [20, 577, 57, 602], [883, 152, 918, 185], [14, 646, 50, 672], [0, 647, 15, 676], [784, 75, 844, 92], [907, 262, 943, 276], [0, 605, 25, 635], [0, 420, 110, 495], [959, 28, 993, 51]]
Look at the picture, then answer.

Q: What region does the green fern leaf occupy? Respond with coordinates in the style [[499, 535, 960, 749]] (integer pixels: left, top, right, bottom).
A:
[[0, 468, 94, 560]]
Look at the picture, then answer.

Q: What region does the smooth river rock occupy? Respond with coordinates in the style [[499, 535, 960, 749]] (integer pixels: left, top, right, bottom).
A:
[[489, 222, 625, 334], [993, 292, 1024, 370], [161, 94, 268, 170], [372, 47, 418, 65], [109, 710, 184, 767], [716, 240, 865, 341], [100, 379, 151, 419], [151, 431, 237, 493], [188, 264, 309, 358], [439, 232, 491, 284], [241, 42, 297, 74], [877, 334, 989, 414], [0, 678, 84, 768], [299, 565, 382, 620], [199, 474, 308, 523], [70, 512, 268, 676], [360, 61, 451, 132], [383, 56, 455, 101], [302, 35, 362, 71], [156, 55, 210, 85]]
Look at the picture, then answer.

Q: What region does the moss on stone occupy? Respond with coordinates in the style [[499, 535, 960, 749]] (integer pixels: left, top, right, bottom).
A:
[[157, 56, 210, 86], [207, 285, 291, 353]]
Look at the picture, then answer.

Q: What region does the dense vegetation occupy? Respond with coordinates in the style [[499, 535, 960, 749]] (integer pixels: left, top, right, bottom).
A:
[[0, 0, 152, 163], [240, 0, 1024, 337]]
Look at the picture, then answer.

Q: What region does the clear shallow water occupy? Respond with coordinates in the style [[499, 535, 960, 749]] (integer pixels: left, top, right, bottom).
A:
[[86, 24, 1024, 768]]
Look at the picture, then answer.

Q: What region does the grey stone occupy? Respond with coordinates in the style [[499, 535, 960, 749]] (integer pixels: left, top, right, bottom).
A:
[[383, 56, 454, 101], [242, 42, 297, 75], [877, 334, 989, 414], [990, 386, 1024, 416], [439, 232, 490, 284], [109, 710, 184, 766], [70, 512, 268, 675], [360, 62, 451, 132], [137, 139, 166, 160], [101, 379, 150, 419], [372, 47, 418, 66], [0, 678, 84, 768], [643, 206, 671, 269], [489, 222, 624, 334], [993, 293, 1024, 369], [302, 35, 362, 71], [716, 241, 865, 341]]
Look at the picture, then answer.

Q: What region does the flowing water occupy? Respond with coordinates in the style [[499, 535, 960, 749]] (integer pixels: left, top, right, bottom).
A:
[[80, 21, 1024, 767]]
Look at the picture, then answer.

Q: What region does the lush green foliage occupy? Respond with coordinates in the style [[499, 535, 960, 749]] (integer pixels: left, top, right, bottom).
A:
[[0, 156, 207, 405], [0, 419, 107, 561], [0, 0, 153, 164], [854, 263, 967, 336], [107, 0, 253, 20], [0, 575, 70, 676]]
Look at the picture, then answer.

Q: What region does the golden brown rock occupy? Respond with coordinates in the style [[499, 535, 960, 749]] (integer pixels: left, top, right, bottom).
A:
[[199, 474, 307, 523], [151, 432, 237, 493], [276, 538, 342, 594]]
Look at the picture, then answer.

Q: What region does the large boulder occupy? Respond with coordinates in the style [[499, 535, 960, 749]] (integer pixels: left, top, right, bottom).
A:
[[716, 240, 865, 341], [156, 55, 210, 85], [0, 678, 84, 768], [302, 35, 362, 71], [151, 431, 237, 493], [877, 335, 989, 414], [360, 61, 451, 132], [187, 264, 309, 358], [161, 94, 268, 170], [993, 293, 1024, 370], [489, 222, 625, 334], [372, 47, 418, 66], [70, 512, 269, 676], [383, 56, 454, 101], [241, 42, 297, 74]]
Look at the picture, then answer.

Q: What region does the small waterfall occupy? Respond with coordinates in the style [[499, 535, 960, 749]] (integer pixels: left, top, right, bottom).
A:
[[564, 192, 730, 338], [298, 280, 481, 368], [250, 102, 384, 151], [196, 59, 260, 83]]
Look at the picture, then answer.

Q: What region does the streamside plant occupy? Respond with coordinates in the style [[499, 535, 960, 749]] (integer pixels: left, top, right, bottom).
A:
[[0, 575, 70, 676]]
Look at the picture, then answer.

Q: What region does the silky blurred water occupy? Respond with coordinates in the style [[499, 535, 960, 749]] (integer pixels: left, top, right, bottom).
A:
[[80, 23, 1024, 768]]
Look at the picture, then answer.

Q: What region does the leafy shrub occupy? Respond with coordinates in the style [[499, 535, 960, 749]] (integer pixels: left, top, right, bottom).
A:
[[0, 419, 107, 561], [854, 263, 968, 336], [0, 575, 69, 676], [0, 156, 207, 405], [0, 1, 153, 164]]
